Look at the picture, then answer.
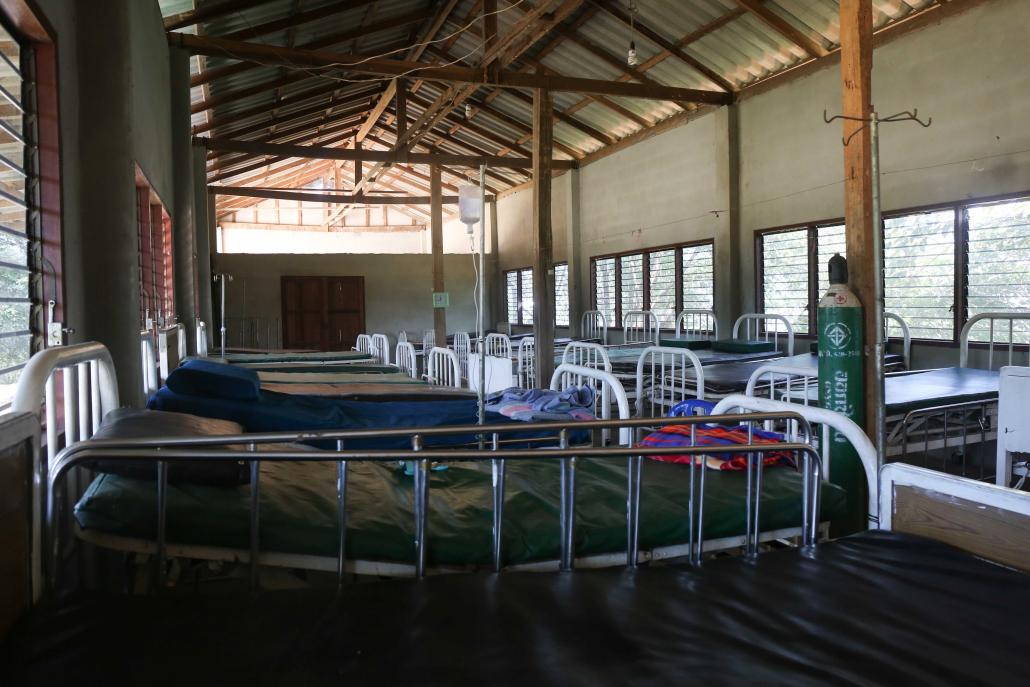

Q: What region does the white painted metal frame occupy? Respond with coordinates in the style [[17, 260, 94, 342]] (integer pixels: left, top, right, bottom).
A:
[[481, 332, 512, 358], [732, 313, 795, 356], [370, 334, 391, 365], [517, 336, 535, 388], [395, 341, 418, 379], [675, 309, 718, 340], [634, 346, 705, 417], [549, 363, 631, 446], [879, 462, 1030, 531], [561, 340, 612, 373], [12, 342, 120, 597], [426, 346, 461, 388], [196, 321, 208, 357], [581, 310, 608, 344], [883, 311, 911, 370], [623, 310, 660, 345], [959, 312, 1030, 369], [397, 330, 408, 343], [745, 363, 817, 407], [452, 332, 471, 380], [140, 331, 159, 397], [421, 329, 436, 354], [354, 334, 373, 355], [712, 394, 879, 524], [156, 325, 183, 383]]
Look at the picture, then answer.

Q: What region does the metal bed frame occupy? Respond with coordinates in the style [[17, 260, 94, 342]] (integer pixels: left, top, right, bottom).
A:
[[633, 345, 706, 417], [139, 330, 160, 398], [674, 309, 718, 340], [517, 336, 535, 387], [733, 313, 795, 356], [354, 334, 373, 356], [883, 311, 911, 370], [452, 332, 471, 381], [481, 332, 512, 358], [959, 311, 1030, 369], [581, 310, 608, 345], [196, 321, 209, 357], [370, 334, 391, 365], [426, 347, 461, 388], [623, 310, 660, 345], [395, 341, 418, 379]]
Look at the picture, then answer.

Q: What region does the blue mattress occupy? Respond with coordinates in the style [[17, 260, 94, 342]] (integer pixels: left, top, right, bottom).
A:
[[147, 388, 587, 449]]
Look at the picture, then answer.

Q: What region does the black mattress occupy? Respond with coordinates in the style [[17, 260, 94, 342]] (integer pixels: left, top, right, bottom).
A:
[[4, 531, 1028, 686]]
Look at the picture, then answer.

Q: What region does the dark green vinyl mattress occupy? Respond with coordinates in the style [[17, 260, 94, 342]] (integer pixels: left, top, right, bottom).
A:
[[75, 459, 847, 567]]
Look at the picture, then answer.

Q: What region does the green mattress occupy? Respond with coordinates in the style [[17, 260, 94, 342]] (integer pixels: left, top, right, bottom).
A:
[[75, 459, 847, 568], [256, 370, 423, 385], [711, 339, 776, 354], [221, 350, 374, 363], [658, 336, 713, 350]]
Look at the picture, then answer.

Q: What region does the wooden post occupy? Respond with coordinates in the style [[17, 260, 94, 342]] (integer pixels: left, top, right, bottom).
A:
[[840, 0, 877, 437], [395, 78, 406, 140], [532, 87, 555, 386], [431, 164, 446, 349]]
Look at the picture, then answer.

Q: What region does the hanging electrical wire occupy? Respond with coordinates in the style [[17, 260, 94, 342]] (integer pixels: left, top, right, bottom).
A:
[[626, 1, 640, 67]]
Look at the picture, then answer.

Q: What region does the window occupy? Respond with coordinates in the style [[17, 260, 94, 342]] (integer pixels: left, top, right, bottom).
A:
[[136, 181, 174, 329], [761, 229, 810, 334], [0, 22, 38, 409], [591, 240, 715, 329], [883, 210, 954, 340], [756, 194, 1030, 343], [554, 262, 569, 327], [504, 267, 533, 326]]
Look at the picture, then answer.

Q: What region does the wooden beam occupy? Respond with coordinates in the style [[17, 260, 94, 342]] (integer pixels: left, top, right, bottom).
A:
[[840, 0, 877, 447], [209, 186, 491, 204], [735, 0, 829, 58], [395, 78, 407, 141], [220, 0, 375, 41], [200, 137, 576, 169], [431, 165, 446, 348], [532, 86, 555, 385], [164, 0, 274, 31], [220, 220, 424, 233], [169, 33, 735, 104]]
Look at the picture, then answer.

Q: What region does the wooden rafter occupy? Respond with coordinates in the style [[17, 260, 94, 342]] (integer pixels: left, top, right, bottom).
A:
[[164, 0, 275, 31], [734, 0, 829, 58]]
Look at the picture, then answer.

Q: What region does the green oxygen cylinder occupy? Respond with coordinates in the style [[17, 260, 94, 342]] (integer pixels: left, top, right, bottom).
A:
[[817, 254, 866, 533]]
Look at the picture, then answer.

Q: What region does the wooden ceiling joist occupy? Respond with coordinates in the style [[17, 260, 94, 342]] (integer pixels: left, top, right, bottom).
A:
[[169, 33, 734, 104], [209, 186, 492, 205], [201, 137, 575, 170], [219, 0, 377, 42], [734, 0, 830, 58], [164, 0, 275, 32]]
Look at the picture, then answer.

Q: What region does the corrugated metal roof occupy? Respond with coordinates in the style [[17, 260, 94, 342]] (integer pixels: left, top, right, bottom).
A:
[[160, 0, 944, 214]]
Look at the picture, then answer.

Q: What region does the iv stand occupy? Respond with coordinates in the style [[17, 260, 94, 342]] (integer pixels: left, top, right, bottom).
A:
[[823, 108, 932, 469], [478, 164, 487, 428]]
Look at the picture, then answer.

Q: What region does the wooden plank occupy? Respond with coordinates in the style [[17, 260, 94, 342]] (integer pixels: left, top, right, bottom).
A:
[[200, 137, 576, 169], [169, 33, 735, 104], [208, 186, 491, 204], [395, 78, 407, 141], [893, 485, 1030, 573], [735, 0, 829, 58], [532, 87, 555, 385], [431, 165, 446, 347], [840, 0, 877, 440]]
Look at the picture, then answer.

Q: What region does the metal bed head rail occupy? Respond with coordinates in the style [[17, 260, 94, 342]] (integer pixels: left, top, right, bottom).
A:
[[623, 310, 660, 345], [883, 311, 911, 370], [733, 313, 795, 356], [581, 310, 608, 344], [139, 330, 159, 398], [893, 398, 996, 480], [634, 345, 706, 417], [959, 312, 1030, 369], [46, 405, 840, 597], [675, 309, 718, 340], [196, 321, 209, 357]]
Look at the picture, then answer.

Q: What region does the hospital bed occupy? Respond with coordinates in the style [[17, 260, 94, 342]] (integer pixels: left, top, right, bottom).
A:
[[13, 344, 861, 581], [5, 385, 1030, 684]]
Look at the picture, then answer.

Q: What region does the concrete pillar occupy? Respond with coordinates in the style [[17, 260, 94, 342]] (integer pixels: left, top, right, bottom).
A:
[[193, 144, 214, 346], [74, 1, 142, 403], [169, 46, 197, 350], [713, 105, 742, 336]]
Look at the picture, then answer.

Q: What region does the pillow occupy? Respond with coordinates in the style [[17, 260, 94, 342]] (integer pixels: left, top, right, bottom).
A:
[[166, 359, 261, 401]]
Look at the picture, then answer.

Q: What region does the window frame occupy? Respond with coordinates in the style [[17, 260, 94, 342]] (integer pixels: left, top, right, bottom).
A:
[[589, 239, 715, 331], [754, 190, 1030, 345], [504, 263, 571, 327]]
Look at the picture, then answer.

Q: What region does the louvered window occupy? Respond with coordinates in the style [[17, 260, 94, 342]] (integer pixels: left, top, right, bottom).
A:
[[761, 229, 810, 334], [554, 262, 569, 327], [883, 210, 955, 341]]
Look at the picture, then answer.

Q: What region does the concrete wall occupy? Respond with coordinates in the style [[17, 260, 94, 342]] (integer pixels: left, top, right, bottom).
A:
[[31, 0, 185, 403], [213, 253, 483, 338]]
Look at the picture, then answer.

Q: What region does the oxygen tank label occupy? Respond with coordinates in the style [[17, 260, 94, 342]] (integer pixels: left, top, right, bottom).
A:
[[818, 312, 865, 435]]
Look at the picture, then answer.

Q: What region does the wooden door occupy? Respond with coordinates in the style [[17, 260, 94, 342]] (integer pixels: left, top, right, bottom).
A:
[[281, 276, 365, 351]]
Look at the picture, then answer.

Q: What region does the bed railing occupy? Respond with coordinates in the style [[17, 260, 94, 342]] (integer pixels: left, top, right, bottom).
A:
[[745, 363, 816, 406], [959, 312, 1030, 369], [395, 341, 417, 379], [371, 334, 391, 365], [480, 332, 512, 358], [398, 330, 408, 344], [732, 313, 795, 356], [354, 334, 373, 356], [517, 336, 535, 387], [196, 321, 208, 357], [426, 347, 461, 388], [883, 311, 911, 370], [561, 340, 612, 373], [140, 331, 159, 398], [634, 346, 705, 417], [581, 310, 607, 344], [421, 329, 436, 354], [156, 324, 183, 383], [46, 403, 844, 594], [453, 332, 470, 381], [675, 309, 718, 340], [623, 310, 660, 345]]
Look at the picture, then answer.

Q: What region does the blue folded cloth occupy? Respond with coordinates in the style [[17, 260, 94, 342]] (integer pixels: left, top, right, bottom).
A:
[[165, 359, 262, 401], [485, 386, 595, 422]]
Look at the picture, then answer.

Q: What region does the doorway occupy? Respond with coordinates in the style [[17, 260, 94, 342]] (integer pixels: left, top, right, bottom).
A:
[[281, 276, 365, 351]]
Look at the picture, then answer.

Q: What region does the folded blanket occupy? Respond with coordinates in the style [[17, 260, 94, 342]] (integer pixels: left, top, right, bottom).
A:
[[485, 386, 595, 422], [639, 423, 795, 471]]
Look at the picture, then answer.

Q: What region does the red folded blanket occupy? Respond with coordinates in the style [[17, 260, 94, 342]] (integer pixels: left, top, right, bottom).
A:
[[638, 424, 796, 471]]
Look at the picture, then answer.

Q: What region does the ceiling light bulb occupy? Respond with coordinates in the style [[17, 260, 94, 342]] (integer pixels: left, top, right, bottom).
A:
[[627, 41, 639, 67], [465, 103, 473, 119]]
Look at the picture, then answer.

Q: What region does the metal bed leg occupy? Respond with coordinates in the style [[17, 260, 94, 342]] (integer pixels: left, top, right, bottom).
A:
[[559, 429, 575, 571], [626, 455, 642, 567], [155, 459, 167, 592], [491, 433, 505, 573], [248, 444, 260, 591], [412, 435, 428, 579], [336, 439, 348, 589]]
